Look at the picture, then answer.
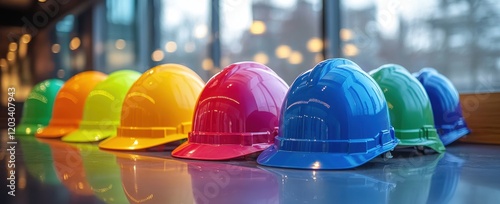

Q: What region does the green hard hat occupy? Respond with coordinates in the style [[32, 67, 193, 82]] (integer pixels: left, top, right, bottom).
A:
[[369, 64, 445, 153], [75, 144, 128, 204], [62, 70, 141, 142], [17, 79, 64, 136]]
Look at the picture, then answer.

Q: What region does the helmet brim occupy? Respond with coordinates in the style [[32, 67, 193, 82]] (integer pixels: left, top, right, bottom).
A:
[[257, 140, 398, 169], [35, 125, 78, 138], [98, 133, 186, 150], [171, 141, 271, 160], [397, 138, 446, 153], [439, 127, 470, 146], [62, 129, 115, 143], [15, 123, 45, 136], [257, 141, 398, 170]]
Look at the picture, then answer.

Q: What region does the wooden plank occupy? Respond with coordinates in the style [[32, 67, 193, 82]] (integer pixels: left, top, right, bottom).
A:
[[459, 92, 500, 145]]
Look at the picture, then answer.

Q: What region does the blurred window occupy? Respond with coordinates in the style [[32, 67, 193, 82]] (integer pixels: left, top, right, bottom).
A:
[[220, 0, 323, 84], [341, 0, 500, 92], [102, 0, 137, 73], [153, 0, 211, 80], [52, 14, 76, 80], [44, 0, 500, 93]]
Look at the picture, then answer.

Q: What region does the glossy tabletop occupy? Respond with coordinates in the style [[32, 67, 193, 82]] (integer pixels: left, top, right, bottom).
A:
[[1, 130, 499, 204]]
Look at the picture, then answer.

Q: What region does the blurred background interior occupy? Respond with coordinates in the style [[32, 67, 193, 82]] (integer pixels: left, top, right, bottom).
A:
[[1, 0, 499, 108]]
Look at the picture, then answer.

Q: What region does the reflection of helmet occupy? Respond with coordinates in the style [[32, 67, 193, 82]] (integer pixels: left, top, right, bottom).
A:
[[172, 61, 288, 160], [114, 153, 194, 204], [413, 68, 470, 145], [188, 161, 278, 204], [383, 152, 444, 204], [76, 144, 128, 204], [99, 64, 204, 150], [36, 71, 108, 138], [19, 137, 60, 185], [38, 138, 94, 196], [261, 167, 394, 203], [369, 64, 445, 153], [17, 79, 64, 136], [426, 153, 463, 204], [62, 70, 141, 142], [258, 58, 398, 169]]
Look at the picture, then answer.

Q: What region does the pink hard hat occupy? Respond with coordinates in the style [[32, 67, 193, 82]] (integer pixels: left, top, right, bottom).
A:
[[172, 61, 289, 160]]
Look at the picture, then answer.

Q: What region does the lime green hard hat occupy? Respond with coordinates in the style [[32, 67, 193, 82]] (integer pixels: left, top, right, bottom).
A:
[[369, 64, 445, 153], [17, 79, 64, 136], [62, 70, 141, 142]]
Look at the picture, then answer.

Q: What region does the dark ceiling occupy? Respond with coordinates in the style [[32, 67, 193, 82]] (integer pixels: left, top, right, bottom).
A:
[[0, 0, 101, 27], [0, 0, 34, 27], [0, 0, 100, 58]]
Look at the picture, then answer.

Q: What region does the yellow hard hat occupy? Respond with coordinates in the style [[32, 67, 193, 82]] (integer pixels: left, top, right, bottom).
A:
[[98, 64, 204, 150]]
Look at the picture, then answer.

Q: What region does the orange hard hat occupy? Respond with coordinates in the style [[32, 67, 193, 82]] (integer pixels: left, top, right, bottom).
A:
[[36, 71, 108, 138], [98, 64, 204, 150]]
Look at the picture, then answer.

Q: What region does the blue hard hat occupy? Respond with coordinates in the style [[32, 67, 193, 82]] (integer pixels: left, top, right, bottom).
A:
[[257, 58, 399, 170], [413, 68, 470, 145]]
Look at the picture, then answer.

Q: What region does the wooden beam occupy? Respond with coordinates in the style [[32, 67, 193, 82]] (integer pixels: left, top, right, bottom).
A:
[[459, 92, 500, 145]]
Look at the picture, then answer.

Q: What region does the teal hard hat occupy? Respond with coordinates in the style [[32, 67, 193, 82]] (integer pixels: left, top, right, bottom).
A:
[[17, 79, 64, 136]]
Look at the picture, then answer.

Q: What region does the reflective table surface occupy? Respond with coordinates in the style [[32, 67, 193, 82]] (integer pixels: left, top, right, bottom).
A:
[[1, 131, 500, 204]]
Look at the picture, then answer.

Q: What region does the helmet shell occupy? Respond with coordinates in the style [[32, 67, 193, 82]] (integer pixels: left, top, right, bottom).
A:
[[36, 71, 108, 138], [172, 61, 289, 160], [62, 70, 141, 142], [258, 58, 398, 169], [99, 64, 205, 150], [369, 64, 445, 153], [414, 68, 470, 145], [17, 79, 64, 136]]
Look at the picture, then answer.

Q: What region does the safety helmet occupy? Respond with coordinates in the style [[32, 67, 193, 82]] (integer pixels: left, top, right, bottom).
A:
[[17, 79, 64, 136], [62, 70, 141, 142], [257, 58, 399, 170], [369, 64, 445, 153], [36, 71, 108, 138], [98, 64, 204, 150], [172, 61, 288, 160], [413, 68, 470, 145]]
